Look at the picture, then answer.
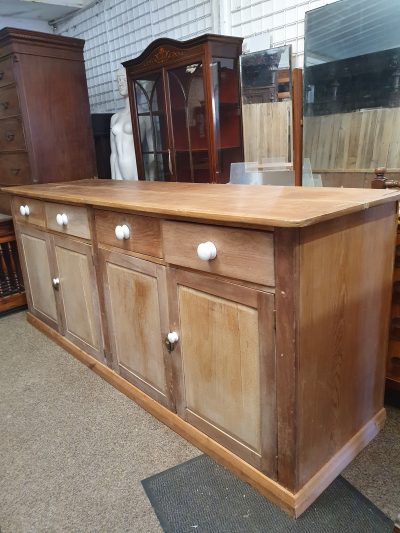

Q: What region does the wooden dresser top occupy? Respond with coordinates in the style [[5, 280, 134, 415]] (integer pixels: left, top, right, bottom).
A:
[[3, 180, 400, 228]]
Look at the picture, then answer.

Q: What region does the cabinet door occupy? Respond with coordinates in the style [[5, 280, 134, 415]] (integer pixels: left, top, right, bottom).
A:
[[53, 235, 103, 361], [132, 72, 171, 181], [169, 269, 276, 475], [167, 60, 211, 183], [100, 248, 173, 409], [16, 224, 59, 330]]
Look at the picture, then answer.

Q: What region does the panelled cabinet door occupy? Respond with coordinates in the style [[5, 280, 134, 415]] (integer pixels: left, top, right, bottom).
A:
[[16, 224, 59, 330], [53, 235, 104, 361], [100, 248, 173, 409], [169, 269, 277, 475]]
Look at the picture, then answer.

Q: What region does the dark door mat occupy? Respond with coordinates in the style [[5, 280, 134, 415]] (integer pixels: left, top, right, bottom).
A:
[[142, 454, 393, 533]]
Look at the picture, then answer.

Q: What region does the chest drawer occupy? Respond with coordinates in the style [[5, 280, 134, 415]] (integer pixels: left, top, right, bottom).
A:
[[94, 209, 162, 258], [0, 86, 20, 118], [12, 196, 45, 227], [0, 153, 30, 184], [0, 57, 15, 88], [45, 202, 91, 240], [163, 221, 275, 286], [0, 117, 25, 151]]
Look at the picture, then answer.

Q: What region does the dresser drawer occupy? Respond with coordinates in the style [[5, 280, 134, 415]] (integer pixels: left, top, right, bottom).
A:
[[95, 209, 162, 258], [12, 196, 45, 227], [163, 221, 275, 286], [0, 57, 15, 88], [0, 86, 20, 118], [0, 117, 25, 151], [0, 153, 30, 184], [45, 202, 91, 240]]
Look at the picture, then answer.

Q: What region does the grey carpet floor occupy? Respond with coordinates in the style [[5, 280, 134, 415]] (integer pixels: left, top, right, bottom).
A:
[[0, 310, 399, 532]]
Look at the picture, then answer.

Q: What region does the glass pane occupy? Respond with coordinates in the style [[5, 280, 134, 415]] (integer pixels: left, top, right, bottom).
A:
[[240, 46, 293, 168], [142, 152, 169, 181], [303, 0, 400, 187], [168, 63, 210, 182], [211, 57, 242, 183], [134, 73, 169, 180]]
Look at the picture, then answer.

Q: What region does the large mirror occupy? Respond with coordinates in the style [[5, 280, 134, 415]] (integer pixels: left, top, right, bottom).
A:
[[303, 0, 400, 187], [240, 46, 293, 169]]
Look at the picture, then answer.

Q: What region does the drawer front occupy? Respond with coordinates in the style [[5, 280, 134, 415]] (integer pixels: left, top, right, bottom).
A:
[[163, 221, 275, 286], [0, 153, 30, 184], [95, 209, 162, 258], [12, 196, 45, 227], [45, 202, 91, 240], [0, 117, 25, 151], [0, 57, 15, 88], [0, 86, 20, 118]]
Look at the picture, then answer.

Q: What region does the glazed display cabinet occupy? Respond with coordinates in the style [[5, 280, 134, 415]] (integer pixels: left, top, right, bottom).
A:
[[124, 34, 244, 183]]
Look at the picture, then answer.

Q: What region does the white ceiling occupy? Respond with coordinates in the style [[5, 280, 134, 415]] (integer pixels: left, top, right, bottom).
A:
[[0, 0, 92, 22]]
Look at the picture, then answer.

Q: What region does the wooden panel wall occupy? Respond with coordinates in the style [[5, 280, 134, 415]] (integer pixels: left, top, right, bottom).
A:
[[304, 107, 400, 172], [242, 101, 292, 163]]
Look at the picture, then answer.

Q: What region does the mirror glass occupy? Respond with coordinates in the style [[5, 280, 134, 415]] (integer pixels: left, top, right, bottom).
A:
[[240, 46, 293, 172], [303, 0, 400, 187]]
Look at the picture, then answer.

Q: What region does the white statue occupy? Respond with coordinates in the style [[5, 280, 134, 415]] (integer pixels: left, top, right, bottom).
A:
[[110, 67, 138, 180]]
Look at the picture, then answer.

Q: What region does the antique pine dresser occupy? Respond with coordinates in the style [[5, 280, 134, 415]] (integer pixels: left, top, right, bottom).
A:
[[3, 180, 399, 516]]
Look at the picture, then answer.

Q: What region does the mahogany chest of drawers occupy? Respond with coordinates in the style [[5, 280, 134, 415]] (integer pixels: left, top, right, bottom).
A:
[[0, 27, 96, 215]]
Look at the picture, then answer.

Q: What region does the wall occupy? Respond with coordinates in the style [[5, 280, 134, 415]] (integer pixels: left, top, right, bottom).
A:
[[54, 0, 339, 113]]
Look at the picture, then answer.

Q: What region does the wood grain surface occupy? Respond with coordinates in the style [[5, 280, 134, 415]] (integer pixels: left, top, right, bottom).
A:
[[45, 202, 91, 240], [3, 180, 400, 228], [12, 196, 45, 227], [94, 209, 162, 258], [163, 220, 275, 285], [17, 224, 58, 328], [297, 202, 397, 486], [53, 235, 103, 361], [100, 248, 172, 408]]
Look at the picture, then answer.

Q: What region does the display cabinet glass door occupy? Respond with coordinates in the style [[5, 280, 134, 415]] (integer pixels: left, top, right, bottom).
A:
[[211, 57, 243, 182], [134, 72, 170, 181], [167, 62, 210, 182]]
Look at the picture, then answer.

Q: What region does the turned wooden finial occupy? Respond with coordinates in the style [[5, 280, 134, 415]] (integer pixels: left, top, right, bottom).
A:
[[372, 167, 400, 189], [372, 167, 388, 188]]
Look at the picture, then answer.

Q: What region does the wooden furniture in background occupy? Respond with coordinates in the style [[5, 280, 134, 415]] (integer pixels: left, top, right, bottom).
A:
[[292, 68, 303, 186], [0, 214, 25, 312], [4, 180, 399, 517], [372, 168, 400, 400], [0, 27, 96, 214], [124, 34, 244, 183]]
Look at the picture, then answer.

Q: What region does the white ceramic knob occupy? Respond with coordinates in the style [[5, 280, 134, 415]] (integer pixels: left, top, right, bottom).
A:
[[19, 205, 26, 216], [115, 225, 124, 240], [52, 277, 60, 289], [56, 213, 68, 226], [167, 331, 179, 343], [24, 205, 30, 216], [115, 224, 130, 240], [197, 241, 217, 261], [121, 224, 130, 239]]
